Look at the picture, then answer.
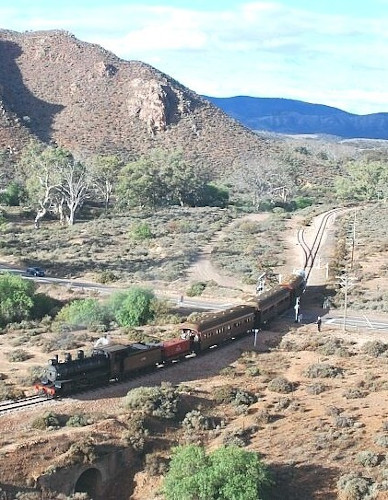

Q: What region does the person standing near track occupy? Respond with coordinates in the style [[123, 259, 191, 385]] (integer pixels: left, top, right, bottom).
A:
[[316, 316, 322, 332]]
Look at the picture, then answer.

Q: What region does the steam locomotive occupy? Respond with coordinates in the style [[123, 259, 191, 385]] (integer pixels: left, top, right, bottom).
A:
[[35, 272, 305, 397]]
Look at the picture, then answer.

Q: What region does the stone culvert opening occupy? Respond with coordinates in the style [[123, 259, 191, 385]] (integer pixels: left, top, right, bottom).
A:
[[74, 467, 102, 499]]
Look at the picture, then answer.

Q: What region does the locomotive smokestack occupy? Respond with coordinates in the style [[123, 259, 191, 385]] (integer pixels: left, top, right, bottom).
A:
[[77, 350, 84, 360], [65, 353, 72, 362]]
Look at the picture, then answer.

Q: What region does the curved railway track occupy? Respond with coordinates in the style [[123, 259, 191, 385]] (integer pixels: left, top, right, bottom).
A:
[[297, 207, 343, 282]]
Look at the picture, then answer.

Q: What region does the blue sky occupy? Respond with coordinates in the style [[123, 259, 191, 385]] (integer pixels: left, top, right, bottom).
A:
[[2, 0, 388, 114]]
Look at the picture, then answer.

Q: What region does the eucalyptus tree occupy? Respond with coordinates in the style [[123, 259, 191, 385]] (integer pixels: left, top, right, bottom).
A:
[[18, 141, 91, 227], [89, 154, 122, 211]]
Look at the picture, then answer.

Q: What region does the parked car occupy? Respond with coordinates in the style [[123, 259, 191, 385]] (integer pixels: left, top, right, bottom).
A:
[[26, 267, 45, 277]]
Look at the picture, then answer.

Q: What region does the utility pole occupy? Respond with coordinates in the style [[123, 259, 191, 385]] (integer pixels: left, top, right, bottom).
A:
[[350, 209, 357, 270], [336, 274, 356, 332]]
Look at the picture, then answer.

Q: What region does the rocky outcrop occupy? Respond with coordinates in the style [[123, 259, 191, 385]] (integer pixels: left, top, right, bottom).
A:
[[0, 29, 269, 172]]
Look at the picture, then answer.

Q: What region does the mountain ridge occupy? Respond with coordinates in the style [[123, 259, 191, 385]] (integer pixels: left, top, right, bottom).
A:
[[0, 29, 270, 172], [204, 96, 388, 139]]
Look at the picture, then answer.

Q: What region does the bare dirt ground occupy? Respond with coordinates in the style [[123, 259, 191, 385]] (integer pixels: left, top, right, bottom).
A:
[[0, 208, 387, 499]]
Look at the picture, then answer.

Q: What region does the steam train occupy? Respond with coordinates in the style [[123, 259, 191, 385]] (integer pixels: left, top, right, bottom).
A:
[[35, 272, 305, 397]]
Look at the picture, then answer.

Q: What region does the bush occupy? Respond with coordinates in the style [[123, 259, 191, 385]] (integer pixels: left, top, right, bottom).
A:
[[343, 388, 367, 399], [182, 410, 215, 433], [304, 363, 343, 379], [306, 382, 326, 395], [7, 349, 31, 362], [361, 341, 388, 357], [0, 273, 36, 326], [66, 438, 97, 465], [337, 472, 375, 500], [144, 453, 169, 476], [122, 414, 149, 452], [32, 293, 61, 320], [124, 383, 180, 419], [0, 381, 24, 401], [66, 413, 92, 427], [56, 298, 110, 329], [130, 222, 153, 241], [31, 412, 60, 430], [356, 451, 380, 467], [267, 377, 294, 394], [374, 434, 388, 448], [108, 287, 155, 327], [186, 282, 207, 297], [163, 445, 273, 500]]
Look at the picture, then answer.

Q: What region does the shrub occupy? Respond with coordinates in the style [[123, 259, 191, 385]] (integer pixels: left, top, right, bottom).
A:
[[356, 451, 380, 467], [334, 415, 355, 428], [7, 349, 30, 362], [31, 293, 61, 320], [0, 273, 36, 326], [182, 410, 214, 433], [31, 412, 60, 430], [267, 377, 294, 394], [163, 445, 273, 500], [304, 363, 343, 379], [337, 472, 375, 500], [66, 413, 92, 427], [343, 388, 367, 400], [361, 341, 388, 357], [306, 382, 326, 395], [213, 386, 256, 407], [0, 381, 24, 401], [55, 298, 110, 329], [124, 383, 180, 419], [108, 287, 155, 327], [186, 282, 207, 297], [130, 222, 153, 241], [246, 365, 260, 377], [66, 438, 97, 465], [374, 434, 388, 449], [122, 414, 149, 452], [144, 453, 169, 476]]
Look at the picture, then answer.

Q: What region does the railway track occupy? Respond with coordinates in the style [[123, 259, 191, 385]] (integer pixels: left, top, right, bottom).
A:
[[298, 207, 344, 282], [0, 395, 51, 415]]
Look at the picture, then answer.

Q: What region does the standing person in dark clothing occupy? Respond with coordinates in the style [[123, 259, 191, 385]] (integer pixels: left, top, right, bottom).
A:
[[316, 316, 322, 332]]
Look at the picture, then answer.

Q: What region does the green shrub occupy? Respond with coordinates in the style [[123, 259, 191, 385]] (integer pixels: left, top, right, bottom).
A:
[[130, 222, 153, 241], [0, 273, 36, 326], [124, 383, 180, 419], [186, 282, 207, 297], [163, 445, 273, 500], [31, 412, 60, 430], [31, 293, 61, 319], [108, 287, 155, 327], [66, 438, 97, 465], [56, 298, 110, 329], [66, 413, 92, 427]]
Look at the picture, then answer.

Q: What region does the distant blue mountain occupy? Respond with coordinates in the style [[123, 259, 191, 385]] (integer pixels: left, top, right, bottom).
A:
[[203, 96, 388, 140]]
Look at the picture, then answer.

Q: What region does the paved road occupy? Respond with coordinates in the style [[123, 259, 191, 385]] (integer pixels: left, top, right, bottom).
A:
[[0, 265, 232, 311], [283, 308, 388, 333]]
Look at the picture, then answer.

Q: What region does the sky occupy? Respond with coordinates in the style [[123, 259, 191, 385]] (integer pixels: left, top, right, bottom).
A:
[[1, 0, 388, 115]]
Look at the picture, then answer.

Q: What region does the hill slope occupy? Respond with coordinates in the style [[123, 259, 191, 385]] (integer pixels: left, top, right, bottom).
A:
[[205, 96, 388, 139], [0, 29, 270, 171]]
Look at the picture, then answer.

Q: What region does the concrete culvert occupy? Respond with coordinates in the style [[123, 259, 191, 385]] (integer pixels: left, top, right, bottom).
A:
[[74, 467, 102, 499]]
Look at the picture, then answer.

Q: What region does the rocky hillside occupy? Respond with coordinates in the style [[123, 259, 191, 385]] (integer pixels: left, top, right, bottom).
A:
[[0, 29, 270, 172], [205, 96, 388, 140]]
